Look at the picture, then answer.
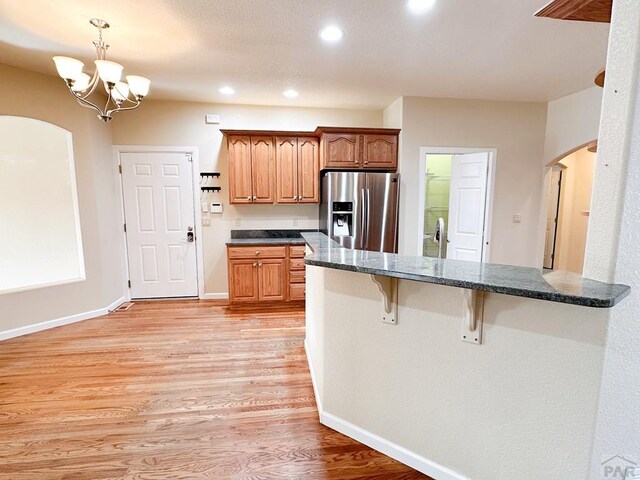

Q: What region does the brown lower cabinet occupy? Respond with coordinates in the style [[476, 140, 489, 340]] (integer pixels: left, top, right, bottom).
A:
[[227, 244, 306, 305]]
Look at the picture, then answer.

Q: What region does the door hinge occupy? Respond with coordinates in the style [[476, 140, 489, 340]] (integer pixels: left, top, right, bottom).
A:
[[128, 280, 131, 288], [118, 164, 122, 174], [124, 223, 127, 232]]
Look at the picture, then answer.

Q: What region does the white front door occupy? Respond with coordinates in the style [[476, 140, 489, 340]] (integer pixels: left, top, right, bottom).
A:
[[446, 152, 489, 262], [120, 152, 198, 298]]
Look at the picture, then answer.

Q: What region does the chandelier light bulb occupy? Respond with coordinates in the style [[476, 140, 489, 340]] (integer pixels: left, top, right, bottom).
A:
[[95, 60, 124, 84], [126, 75, 151, 97], [112, 81, 130, 102], [52, 56, 84, 81], [70, 73, 91, 92]]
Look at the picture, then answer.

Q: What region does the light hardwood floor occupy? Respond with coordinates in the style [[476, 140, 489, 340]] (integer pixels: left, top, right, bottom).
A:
[[0, 300, 429, 479]]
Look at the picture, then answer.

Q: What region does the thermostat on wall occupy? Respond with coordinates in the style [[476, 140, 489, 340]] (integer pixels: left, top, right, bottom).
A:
[[205, 114, 220, 124], [211, 203, 223, 213]]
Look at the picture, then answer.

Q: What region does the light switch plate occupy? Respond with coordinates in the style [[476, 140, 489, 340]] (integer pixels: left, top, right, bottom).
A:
[[201, 202, 209, 213], [513, 214, 522, 223]]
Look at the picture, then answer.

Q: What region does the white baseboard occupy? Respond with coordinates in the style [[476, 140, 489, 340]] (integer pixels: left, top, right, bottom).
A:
[[304, 338, 323, 416], [320, 411, 469, 480], [199, 293, 229, 300], [304, 340, 467, 480], [0, 296, 126, 342]]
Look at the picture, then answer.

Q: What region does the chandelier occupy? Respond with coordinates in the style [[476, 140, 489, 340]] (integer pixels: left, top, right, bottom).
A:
[[52, 19, 150, 122]]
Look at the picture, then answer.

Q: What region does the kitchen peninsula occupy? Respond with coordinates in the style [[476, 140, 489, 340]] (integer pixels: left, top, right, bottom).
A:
[[301, 232, 629, 480]]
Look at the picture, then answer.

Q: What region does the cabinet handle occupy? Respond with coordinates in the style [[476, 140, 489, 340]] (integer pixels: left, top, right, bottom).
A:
[[255, 251, 261, 255], [258, 263, 262, 268], [247, 196, 251, 201], [253, 262, 258, 267], [364, 160, 369, 164], [253, 196, 257, 201]]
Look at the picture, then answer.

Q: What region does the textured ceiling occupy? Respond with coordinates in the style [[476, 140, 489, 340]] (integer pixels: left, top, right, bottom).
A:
[[0, 0, 610, 109]]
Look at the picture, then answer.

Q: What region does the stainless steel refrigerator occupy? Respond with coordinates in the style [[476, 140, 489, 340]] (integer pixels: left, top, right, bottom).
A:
[[320, 171, 400, 253]]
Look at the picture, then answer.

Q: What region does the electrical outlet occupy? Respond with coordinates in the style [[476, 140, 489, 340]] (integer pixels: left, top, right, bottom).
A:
[[513, 214, 522, 224]]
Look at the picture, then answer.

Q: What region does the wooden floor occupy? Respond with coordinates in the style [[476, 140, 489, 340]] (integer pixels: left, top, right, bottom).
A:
[[0, 300, 429, 479]]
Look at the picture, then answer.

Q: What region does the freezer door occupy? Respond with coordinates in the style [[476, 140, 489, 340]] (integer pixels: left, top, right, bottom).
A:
[[323, 172, 367, 250], [364, 173, 400, 253]]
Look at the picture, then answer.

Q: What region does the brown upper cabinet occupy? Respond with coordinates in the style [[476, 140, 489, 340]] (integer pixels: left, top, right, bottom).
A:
[[275, 136, 320, 204], [222, 127, 399, 205], [227, 135, 275, 204], [317, 127, 399, 171]]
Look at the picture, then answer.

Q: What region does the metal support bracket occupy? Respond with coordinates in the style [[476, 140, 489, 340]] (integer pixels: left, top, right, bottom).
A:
[[370, 275, 398, 325], [462, 289, 484, 344]]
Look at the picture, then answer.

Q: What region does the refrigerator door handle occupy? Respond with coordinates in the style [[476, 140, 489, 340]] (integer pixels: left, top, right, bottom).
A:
[[363, 188, 370, 250], [360, 188, 367, 248]]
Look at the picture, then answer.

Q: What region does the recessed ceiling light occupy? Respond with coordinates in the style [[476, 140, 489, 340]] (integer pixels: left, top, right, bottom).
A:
[[219, 86, 235, 95], [407, 0, 437, 14], [283, 89, 299, 98], [319, 25, 343, 43]]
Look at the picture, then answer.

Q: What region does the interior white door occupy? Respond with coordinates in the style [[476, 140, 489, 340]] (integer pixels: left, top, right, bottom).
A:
[[446, 152, 490, 262], [121, 152, 198, 298]]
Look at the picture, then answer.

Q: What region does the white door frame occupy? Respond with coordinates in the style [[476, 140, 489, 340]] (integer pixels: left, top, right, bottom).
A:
[[417, 147, 497, 262], [113, 145, 206, 300]]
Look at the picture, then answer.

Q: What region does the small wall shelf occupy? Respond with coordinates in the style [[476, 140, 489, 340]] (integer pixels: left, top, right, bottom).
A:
[[201, 186, 221, 192], [200, 172, 220, 178]]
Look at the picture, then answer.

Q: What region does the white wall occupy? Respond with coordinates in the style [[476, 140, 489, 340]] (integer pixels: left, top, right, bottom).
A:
[[111, 100, 382, 296], [397, 97, 547, 267], [543, 86, 603, 164], [588, 0, 640, 475], [307, 266, 607, 480], [0, 64, 125, 334]]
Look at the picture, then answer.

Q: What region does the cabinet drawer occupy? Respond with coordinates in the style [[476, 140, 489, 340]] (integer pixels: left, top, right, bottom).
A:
[[289, 245, 306, 258], [289, 258, 305, 270], [289, 270, 306, 284], [228, 246, 286, 259], [289, 283, 306, 301]]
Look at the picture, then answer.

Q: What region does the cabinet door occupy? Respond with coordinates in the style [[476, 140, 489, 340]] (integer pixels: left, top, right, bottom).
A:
[[297, 138, 320, 203], [251, 136, 276, 203], [275, 136, 298, 204], [228, 259, 259, 303], [322, 133, 360, 169], [228, 136, 253, 204], [257, 258, 286, 302], [363, 134, 398, 170]]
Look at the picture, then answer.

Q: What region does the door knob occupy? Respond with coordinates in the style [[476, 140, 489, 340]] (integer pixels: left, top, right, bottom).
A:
[[187, 226, 194, 242]]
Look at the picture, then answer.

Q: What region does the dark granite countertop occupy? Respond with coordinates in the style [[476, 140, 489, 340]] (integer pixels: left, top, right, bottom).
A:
[[226, 229, 314, 246], [301, 232, 630, 308]]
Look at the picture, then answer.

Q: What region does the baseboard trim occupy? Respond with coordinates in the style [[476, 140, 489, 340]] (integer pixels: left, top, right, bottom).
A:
[[199, 293, 229, 300], [304, 338, 323, 416], [320, 411, 469, 480], [0, 296, 126, 342], [304, 340, 467, 480]]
